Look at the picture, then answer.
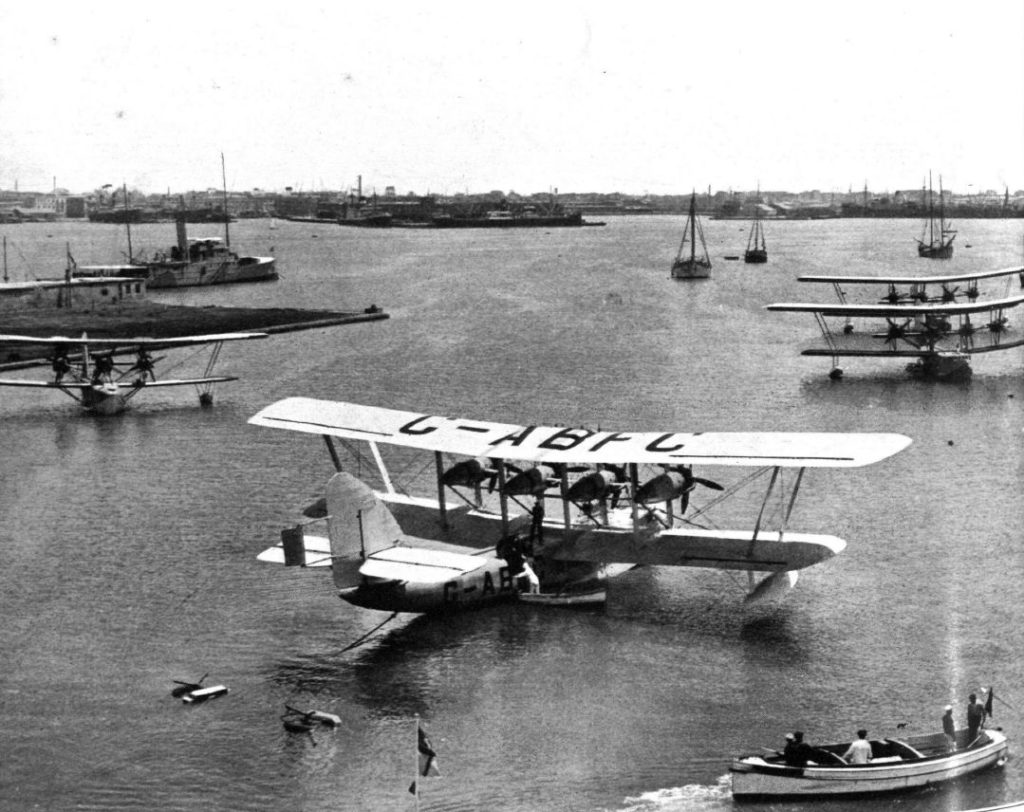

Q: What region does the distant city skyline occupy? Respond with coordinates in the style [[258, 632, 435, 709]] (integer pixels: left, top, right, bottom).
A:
[[2, 3, 1022, 197]]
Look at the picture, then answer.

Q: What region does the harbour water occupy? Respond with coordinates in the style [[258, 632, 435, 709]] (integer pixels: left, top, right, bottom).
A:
[[1, 216, 1023, 811]]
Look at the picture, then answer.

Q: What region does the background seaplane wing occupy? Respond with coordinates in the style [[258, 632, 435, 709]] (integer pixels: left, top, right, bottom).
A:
[[798, 265, 1024, 286], [0, 332, 268, 347], [766, 293, 1024, 319], [249, 397, 910, 468], [768, 295, 1024, 357]]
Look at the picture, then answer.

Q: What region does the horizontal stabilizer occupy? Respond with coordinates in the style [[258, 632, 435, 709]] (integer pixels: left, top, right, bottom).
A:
[[257, 534, 333, 567], [359, 545, 489, 584], [544, 528, 845, 572]]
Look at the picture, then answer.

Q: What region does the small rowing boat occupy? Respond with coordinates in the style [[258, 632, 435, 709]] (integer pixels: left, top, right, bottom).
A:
[[730, 728, 1008, 801]]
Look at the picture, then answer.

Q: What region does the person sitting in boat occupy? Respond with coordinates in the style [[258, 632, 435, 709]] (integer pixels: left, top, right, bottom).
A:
[[783, 732, 814, 767], [842, 729, 872, 764]]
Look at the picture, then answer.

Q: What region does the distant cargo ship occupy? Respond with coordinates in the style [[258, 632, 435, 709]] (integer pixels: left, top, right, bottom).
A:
[[426, 209, 590, 228]]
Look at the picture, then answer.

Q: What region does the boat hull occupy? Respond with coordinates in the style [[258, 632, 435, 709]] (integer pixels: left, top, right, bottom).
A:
[[146, 256, 277, 287], [744, 250, 768, 264], [670, 259, 712, 279], [731, 730, 1008, 801], [918, 241, 955, 259]]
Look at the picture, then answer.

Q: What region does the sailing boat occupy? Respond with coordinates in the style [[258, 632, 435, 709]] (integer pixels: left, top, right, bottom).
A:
[[744, 206, 767, 264], [671, 192, 712, 279], [916, 172, 955, 259]]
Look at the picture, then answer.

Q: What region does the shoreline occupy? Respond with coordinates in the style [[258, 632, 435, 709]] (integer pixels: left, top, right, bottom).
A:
[[0, 302, 388, 366]]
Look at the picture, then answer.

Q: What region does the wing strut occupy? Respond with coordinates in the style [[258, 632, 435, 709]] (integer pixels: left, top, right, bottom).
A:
[[749, 466, 781, 552], [781, 467, 806, 536], [324, 435, 343, 472], [434, 451, 448, 530], [368, 441, 394, 494]]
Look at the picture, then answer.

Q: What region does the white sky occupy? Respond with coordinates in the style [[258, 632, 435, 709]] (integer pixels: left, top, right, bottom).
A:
[[1, 1, 1022, 196]]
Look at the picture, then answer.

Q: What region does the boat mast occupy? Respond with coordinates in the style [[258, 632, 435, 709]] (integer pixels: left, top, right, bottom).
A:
[[928, 171, 935, 246], [938, 174, 947, 240], [690, 192, 696, 264], [221, 152, 230, 250], [122, 182, 133, 262]]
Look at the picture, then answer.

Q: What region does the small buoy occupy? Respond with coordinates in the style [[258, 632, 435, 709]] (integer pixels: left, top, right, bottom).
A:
[[948, 440, 954, 446], [182, 685, 229, 704]]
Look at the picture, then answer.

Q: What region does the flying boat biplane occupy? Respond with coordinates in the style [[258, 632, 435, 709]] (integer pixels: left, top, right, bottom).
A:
[[768, 265, 1024, 380], [0, 331, 266, 414], [249, 398, 910, 614]]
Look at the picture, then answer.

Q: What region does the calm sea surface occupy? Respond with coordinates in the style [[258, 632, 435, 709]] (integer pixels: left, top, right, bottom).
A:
[[1, 216, 1023, 811]]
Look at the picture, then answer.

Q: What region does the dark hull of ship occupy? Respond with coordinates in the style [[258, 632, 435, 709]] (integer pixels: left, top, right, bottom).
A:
[[744, 249, 768, 263], [428, 213, 586, 228], [917, 241, 954, 259]]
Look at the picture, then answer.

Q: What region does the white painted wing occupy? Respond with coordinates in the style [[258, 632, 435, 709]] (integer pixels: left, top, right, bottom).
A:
[[359, 546, 488, 584], [249, 397, 911, 468]]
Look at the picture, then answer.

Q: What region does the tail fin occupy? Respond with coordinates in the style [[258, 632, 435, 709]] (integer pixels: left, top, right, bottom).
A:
[[325, 472, 403, 589]]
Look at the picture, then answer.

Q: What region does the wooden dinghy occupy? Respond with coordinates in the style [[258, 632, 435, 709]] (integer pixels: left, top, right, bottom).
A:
[[730, 728, 1008, 801]]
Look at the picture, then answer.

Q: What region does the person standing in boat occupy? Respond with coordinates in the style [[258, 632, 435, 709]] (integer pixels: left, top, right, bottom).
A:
[[967, 693, 987, 744], [942, 705, 956, 751], [842, 729, 872, 764]]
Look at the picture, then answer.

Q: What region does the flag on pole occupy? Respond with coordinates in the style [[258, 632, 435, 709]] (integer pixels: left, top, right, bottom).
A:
[[985, 687, 994, 719], [409, 723, 441, 794]]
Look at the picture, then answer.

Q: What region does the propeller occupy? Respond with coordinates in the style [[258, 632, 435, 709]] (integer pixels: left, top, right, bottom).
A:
[[635, 465, 723, 514], [921, 316, 951, 343], [988, 315, 1009, 333], [884, 318, 912, 349], [880, 284, 912, 305], [939, 283, 960, 303], [966, 284, 981, 300]]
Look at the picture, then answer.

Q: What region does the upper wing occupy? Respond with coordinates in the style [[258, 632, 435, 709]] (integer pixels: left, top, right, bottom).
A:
[[766, 293, 1024, 318], [0, 332, 268, 347], [248, 397, 911, 468], [797, 265, 1024, 285]]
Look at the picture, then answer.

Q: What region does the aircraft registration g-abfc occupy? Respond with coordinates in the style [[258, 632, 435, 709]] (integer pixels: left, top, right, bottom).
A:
[[249, 398, 910, 614], [0, 331, 266, 415], [767, 265, 1024, 380]]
